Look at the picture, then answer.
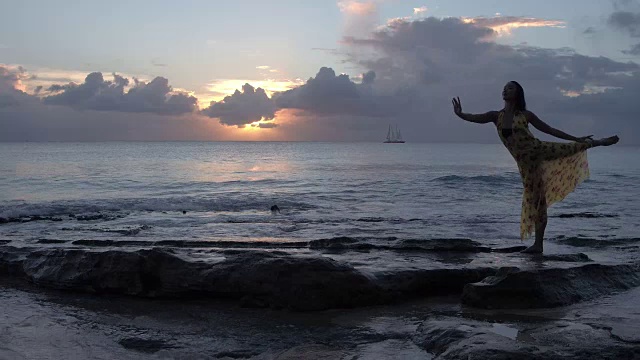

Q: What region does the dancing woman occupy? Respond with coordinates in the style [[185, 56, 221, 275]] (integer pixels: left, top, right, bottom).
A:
[[452, 81, 619, 253]]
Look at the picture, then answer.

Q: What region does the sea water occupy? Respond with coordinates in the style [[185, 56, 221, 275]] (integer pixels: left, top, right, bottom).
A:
[[1, 142, 638, 247]]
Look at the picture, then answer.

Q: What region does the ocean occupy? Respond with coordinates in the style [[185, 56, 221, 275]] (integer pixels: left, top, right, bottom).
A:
[[1, 141, 638, 248]]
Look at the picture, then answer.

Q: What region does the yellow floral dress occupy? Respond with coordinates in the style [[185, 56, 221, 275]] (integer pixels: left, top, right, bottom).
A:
[[496, 111, 591, 239]]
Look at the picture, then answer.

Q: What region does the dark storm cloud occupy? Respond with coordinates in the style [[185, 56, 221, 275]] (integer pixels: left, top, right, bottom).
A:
[[201, 83, 276, 127], [607, 0, 640, 56], [43, 72, 197, 115], [273, 67, 403, 117], [257, 122, 278, 128], [608, 11, 640, 36]]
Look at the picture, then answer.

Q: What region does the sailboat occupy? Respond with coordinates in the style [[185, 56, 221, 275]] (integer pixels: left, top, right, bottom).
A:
[[384, 125, 405, 143]]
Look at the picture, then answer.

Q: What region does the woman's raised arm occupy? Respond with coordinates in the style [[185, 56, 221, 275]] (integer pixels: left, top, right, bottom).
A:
[[452, 97, 498, 124]]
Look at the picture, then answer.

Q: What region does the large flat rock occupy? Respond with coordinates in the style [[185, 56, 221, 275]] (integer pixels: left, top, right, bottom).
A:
[[461, 262, 640, 309]]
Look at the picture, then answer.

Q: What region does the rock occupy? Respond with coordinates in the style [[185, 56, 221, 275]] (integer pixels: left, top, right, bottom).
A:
[[376, 267, 495, 297], [273, 344, 347, 360], [543, 253, 592, 262], [413, 318, 640, 360], [199, 251, 386, 310], [1, 244, 639, 312], [461, 262, 640, 309], [414, 319, 550, 359], [3, 247, 386, 311], [491, 246, 527, 253], [118, 337, 176, 353], [0, 246, 30, 276], [394, 238, 492, 252]]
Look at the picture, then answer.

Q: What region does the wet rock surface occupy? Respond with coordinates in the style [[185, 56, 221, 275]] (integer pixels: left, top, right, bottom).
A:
[[0, 236, 639, 358], [415, 317, 640, 359], [1, 239, 639, 312], [461, 262, 640, 309], [2, 281, 640, 359]]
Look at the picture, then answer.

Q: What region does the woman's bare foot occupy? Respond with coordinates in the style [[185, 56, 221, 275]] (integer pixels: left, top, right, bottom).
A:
[[593, 135, 619, 147], [521, 244, 543, 254]]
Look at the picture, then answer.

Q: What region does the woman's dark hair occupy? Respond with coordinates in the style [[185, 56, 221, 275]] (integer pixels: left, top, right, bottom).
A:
[[510, 81, 527, 112]]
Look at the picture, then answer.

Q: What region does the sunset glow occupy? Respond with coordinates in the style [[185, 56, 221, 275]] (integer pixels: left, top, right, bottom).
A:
[[462, 16, 566, 36], [205, 79, 304, 102]]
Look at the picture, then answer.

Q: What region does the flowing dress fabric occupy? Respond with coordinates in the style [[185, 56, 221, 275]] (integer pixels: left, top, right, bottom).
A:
[[496, 112, 591, 239]]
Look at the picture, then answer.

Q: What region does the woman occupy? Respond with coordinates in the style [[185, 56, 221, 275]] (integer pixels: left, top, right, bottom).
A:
[[452, 81, 619, 253]]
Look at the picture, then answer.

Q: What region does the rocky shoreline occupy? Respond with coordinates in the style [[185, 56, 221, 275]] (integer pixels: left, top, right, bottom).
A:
[[1, 238, 639, 358], [1, 240, 639, 311]]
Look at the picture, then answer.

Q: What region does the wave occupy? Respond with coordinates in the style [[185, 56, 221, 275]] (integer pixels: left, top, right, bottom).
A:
[[431, 173, 520, 185], [0, 195, 314, 219], [552, 236, 640, 248], [552, 212, 618, 219], [308, 236, 493, 253]]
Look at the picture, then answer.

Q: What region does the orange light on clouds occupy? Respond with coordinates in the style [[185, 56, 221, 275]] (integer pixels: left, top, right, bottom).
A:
[[413, 6, 428, 15], [462, 17, 565, 36], [204, 78, 304, 102], [338, 1, 377, 16]]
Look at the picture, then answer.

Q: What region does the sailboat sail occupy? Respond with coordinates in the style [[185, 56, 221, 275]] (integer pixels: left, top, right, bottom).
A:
[[384, 124, 405, 143]]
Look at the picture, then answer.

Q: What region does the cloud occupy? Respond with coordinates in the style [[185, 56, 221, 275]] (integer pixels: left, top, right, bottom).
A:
[[608, 11, 640, 36], [338, 0, 380, 37], [205, 78, 303, 100], [257, 122, 278, 128], [607, 1, 640, 55], [335, 16, 640, 142], [623, 43, 640, 55], [43, 72, 197, 115], [273, 67, 403, 117], [413, 7, 428, 16], [201, 83, 277, 127], [4, 12, 640, 143], [462, 16, 565, 36], [0, 65, 35, 108], [338, 1, 377, 16]]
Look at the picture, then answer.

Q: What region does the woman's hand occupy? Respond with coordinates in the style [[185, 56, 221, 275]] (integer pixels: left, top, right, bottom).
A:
[[576, 135, 594, 143], [452, 97, 463, 117]]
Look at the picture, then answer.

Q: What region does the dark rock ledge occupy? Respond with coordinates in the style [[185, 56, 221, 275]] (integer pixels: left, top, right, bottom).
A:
[[414, 318, 640, 360], [462, 262, 640, 309], [0, 245, 639, 311]]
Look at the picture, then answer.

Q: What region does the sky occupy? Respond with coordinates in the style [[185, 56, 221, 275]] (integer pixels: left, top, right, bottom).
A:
[[2, 0, 640, 143]]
